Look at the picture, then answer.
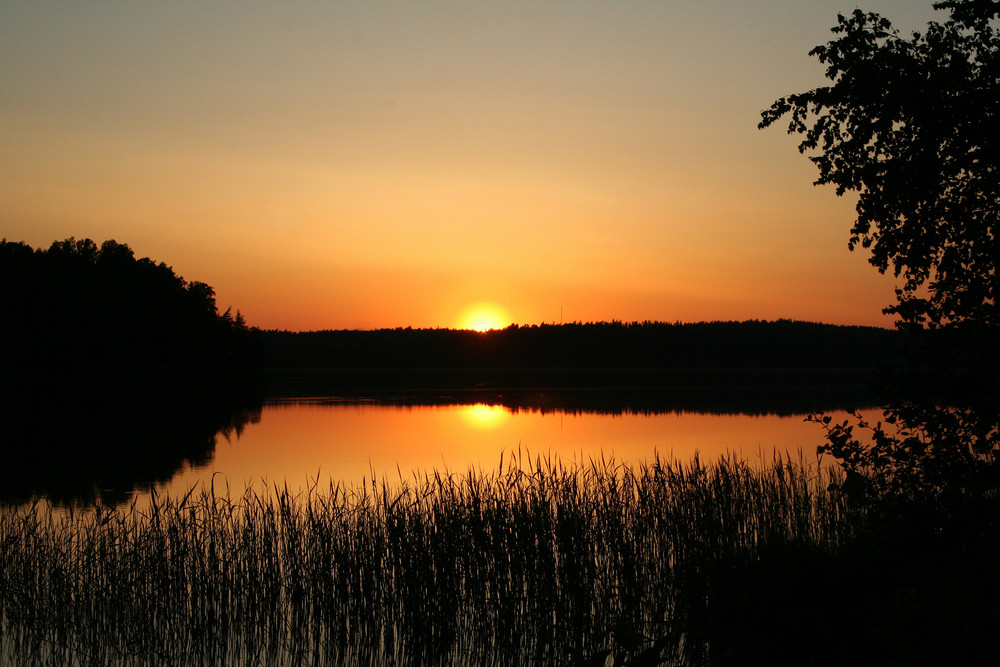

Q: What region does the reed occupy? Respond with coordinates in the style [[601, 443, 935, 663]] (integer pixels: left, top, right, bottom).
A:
[[0, 453, 856, 666]]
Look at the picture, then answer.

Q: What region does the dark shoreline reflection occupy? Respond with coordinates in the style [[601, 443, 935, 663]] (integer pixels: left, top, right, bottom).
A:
[[0, 368, 880, 507], [264, 367, 883, 417], [0, 375, 264, 506]]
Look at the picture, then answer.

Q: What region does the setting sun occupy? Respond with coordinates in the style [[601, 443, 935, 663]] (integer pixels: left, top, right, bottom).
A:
[[457, 302, 512, 332]]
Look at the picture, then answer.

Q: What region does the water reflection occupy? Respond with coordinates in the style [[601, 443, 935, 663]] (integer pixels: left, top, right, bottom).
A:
[[0, 382, 878, 507], [154, 396, 881, 502], [0, 385, 883, 666], [459, 403, 511, 430], [0, 377, 263, 506]]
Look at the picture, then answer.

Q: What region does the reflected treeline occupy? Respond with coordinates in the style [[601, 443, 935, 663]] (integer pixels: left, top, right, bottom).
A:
[[0, 376, 264, 506], [271, 375, 881, 417], [263, 320, 898, 396]]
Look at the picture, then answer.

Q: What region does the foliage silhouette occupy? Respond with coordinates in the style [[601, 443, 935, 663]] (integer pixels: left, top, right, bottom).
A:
[[759, 1, 998, 331], [0, 237, 261, 375], [761, 0, 999, 497]]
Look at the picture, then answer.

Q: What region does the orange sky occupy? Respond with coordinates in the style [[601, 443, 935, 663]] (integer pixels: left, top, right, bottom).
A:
[[1, 2, 940, 331]]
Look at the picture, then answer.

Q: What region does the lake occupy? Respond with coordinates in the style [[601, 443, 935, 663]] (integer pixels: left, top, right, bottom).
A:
[[0, 377, 879, 506], [0, 382, 885, 666], [151, 396, 873, 503]]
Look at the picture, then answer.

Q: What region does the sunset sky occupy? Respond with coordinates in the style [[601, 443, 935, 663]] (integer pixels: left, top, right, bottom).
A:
[[1, 1, 941, 331]]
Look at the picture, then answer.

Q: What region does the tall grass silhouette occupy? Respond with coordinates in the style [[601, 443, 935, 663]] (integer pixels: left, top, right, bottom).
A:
[[0, 453, 856, 666]]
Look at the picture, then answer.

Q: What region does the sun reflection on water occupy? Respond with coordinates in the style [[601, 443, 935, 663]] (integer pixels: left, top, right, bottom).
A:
[[457, 403, 512, 430]]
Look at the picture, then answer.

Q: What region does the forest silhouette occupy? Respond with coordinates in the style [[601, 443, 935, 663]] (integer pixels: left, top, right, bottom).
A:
[[262, 319, 896, 371], [0, 237, 260, 376], [262, 321, 898, 413]]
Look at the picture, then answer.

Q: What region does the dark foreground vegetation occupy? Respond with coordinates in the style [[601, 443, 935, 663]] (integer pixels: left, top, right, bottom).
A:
[[2, 455, 997, 666]]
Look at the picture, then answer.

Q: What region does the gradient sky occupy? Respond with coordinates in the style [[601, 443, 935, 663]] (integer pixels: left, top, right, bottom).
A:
[[1, 1, 942, 330]]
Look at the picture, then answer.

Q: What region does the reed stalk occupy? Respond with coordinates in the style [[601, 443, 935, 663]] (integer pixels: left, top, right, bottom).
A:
[[0, 453, 855, 666]]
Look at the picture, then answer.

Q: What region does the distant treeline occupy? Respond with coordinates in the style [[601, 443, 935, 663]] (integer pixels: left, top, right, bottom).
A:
[[264, 320, 898, 370], [0, 238, 261, 376], [262, 321, 901, 396]]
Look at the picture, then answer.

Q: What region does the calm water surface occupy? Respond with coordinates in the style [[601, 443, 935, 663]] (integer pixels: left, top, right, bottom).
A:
[[2, 391, 880, 666], [153, 399, 873, 500]]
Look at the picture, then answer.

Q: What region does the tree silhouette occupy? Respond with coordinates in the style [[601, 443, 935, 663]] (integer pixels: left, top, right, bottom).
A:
[[760, 2, 998, 330], [761, 0, 999, 497], [0, 237, 260, 375]]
